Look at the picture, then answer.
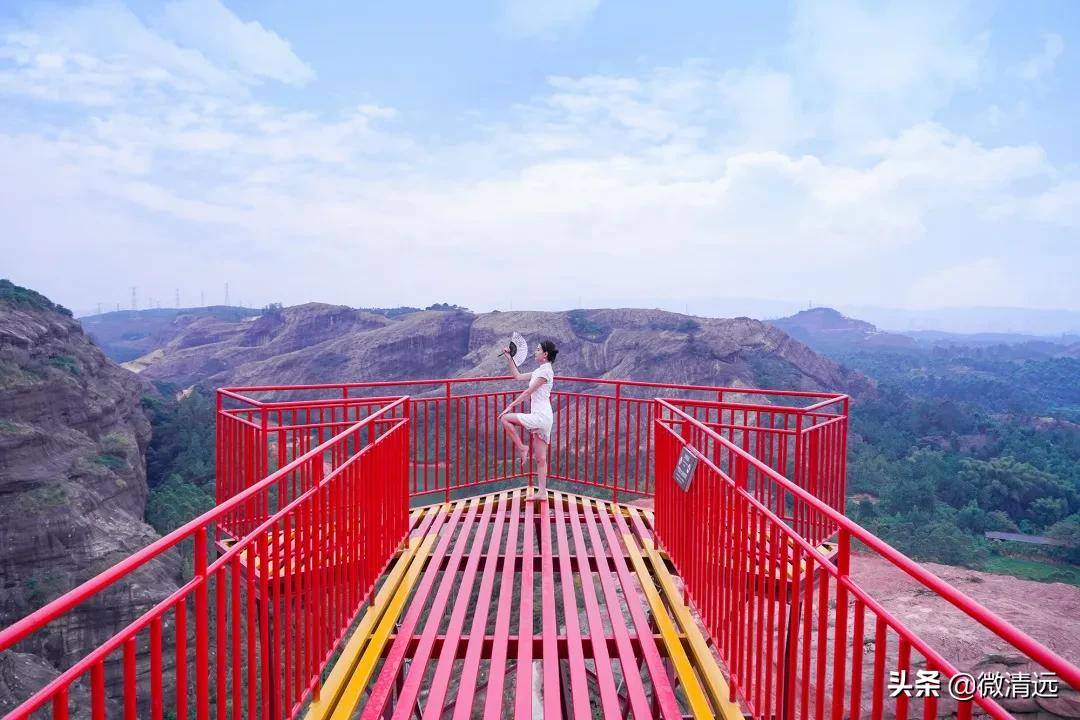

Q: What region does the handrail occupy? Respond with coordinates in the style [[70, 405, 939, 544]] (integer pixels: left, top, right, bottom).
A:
[[654, 419, 1017, 719], [655, 399, 1080, 689], [220, 375, 847, 404], [0, 396, 410, 654]]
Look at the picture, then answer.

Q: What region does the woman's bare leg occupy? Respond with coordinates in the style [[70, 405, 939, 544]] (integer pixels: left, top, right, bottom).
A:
[[531, 434, 549, 500], [500, 415, 530, 464]]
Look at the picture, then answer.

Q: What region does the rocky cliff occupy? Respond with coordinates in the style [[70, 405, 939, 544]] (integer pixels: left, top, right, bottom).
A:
[[111, 303, 873, 398], [0, 281, 181, 714]]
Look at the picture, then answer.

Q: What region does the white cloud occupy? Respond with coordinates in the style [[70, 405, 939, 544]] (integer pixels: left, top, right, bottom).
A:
[[789, 0, 987, 143], [908, 258, 1021, 308], [500, 0, 601, 37], [0, 0, 1076, 314], [155, 0, 314, 86], [1015, 32, 1064, 82], [0, 0, 311, 108]]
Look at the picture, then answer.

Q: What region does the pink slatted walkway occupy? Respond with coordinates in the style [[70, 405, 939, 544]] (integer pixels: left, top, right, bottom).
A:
[[305, 487, 739, 720]]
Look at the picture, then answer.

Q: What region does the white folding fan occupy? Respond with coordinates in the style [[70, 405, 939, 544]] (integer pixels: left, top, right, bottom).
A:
[[508, 331, 528, 366]]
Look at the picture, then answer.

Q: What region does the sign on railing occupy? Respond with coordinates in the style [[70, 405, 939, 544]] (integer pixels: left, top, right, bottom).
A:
[[673, 445, 698, 491]]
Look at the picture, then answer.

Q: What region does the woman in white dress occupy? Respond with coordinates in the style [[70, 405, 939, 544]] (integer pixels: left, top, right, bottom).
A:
[[498, 339, 558, 501]]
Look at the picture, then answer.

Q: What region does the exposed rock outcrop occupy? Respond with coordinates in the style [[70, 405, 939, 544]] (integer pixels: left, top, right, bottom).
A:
[[98, 304, 874, 399], [0, 282, 181, 712]]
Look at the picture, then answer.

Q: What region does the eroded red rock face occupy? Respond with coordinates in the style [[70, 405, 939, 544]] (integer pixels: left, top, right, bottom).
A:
[[0, 300, 182, 715]]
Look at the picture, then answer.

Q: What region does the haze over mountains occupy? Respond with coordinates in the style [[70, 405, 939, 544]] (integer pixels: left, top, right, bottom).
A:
[[78, 299, 1080, 338], [770, 308, 1080, 356]]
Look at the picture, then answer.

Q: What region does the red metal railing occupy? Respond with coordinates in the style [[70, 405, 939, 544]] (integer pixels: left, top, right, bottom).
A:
[[0, 399, 410, 719], [653, 399, 1080, 720], [215, 377, 847, 508]]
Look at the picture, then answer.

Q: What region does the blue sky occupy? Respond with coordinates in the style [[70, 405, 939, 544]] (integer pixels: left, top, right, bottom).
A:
[[0, 1, 1077, 322]]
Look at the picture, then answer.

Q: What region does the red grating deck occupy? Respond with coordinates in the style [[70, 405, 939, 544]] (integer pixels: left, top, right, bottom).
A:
[[304, 488, 741, 720]]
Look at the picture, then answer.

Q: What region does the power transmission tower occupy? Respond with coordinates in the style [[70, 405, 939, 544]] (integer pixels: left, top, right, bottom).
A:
[[131, 287, 137, 311], [200, 290, 205, 307], [225, 282, 230, 307], [175, 288, 180, 308], [96, 302, 103, 315]]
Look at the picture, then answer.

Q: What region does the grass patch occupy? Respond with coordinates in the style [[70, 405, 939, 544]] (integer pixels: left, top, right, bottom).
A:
[[0, 279, 73, 316], [48, 354, 80, 375], [568, 310, 611, 342], [983, 556, 1080, 586], [93, 453, 126, 469]]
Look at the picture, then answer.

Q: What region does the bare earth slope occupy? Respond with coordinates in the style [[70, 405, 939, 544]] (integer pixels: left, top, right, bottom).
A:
[[848, 554, 1080, 718], [118, 304, 874, 397]]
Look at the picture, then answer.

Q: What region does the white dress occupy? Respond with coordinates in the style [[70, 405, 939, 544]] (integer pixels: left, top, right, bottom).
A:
[[512, 362, 555, 443]]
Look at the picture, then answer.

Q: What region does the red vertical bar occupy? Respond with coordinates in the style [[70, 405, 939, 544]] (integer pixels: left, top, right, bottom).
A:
[[896, 639, 911, 720], [52, 686, 69, 720], [91, 661, 106, 720], [176, 600, 188, 720], [230, 557, 242, 720], [271, 517, 284, 720], [463, 394, 470, 489], [816, 574, 829, 720], [800, 549, 814, 720], [850, 600, 866, 720], [754, 506, 767, 714], [195, 529, 209, 720], [871, 618, 887, 720], [592, 395, 600, 487], [123, 637, 137, 720], [612, 383, 622, 497], [246, 541, 257, 717], [311, 470, 324, 689], [215, 567, 226, 720], [574, 394, 581, 483], [445, 384, 453, 502], [832, 530, 851, 720], [922, 661, 938, 720], [764, 521, 779, 720], [151, 616, 164, 720]]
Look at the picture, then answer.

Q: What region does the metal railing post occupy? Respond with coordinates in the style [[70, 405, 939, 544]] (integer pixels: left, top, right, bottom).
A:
[[193, 527, 209, 720], [612, 382, 621, 504], [444, 382, 452, 504]]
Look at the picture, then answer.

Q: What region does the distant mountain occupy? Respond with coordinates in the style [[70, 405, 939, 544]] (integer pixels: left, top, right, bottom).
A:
[[91, 303, 874, 399], [769, 308, 917, 354], [80, 306, 260, 362]]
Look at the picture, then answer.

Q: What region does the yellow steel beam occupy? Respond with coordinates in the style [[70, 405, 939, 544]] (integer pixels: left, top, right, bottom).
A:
[[628, 506, 745, 720], [600, 496, 714, 720], [302, 500, 451, 720]]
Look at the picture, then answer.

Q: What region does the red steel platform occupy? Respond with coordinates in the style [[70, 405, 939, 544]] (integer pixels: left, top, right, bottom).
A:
[[304, 488, 741, 720], [1, 377, 1077, 720]]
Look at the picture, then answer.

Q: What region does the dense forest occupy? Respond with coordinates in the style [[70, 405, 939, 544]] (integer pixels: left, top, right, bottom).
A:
[[837, 346, 1080, 581], [141, 387, 217, 535]]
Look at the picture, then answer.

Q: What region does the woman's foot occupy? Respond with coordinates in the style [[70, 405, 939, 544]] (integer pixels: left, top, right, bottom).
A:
[[527, 489, 548, 503], [515, 446, 530, 469]]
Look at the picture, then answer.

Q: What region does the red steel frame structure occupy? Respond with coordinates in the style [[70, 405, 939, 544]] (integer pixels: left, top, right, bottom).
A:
[[0, 376, 1077, 720]]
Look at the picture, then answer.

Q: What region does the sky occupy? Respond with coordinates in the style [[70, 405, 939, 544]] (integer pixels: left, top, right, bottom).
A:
[[0, 0, 1077, 323]]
